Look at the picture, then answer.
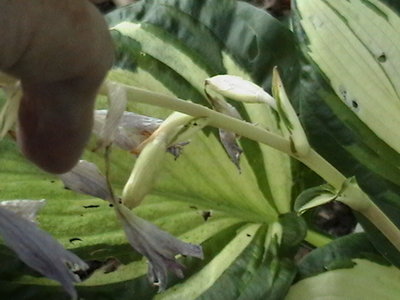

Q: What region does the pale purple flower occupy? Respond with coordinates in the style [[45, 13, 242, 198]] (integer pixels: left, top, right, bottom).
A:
[[0, 206, 87, 299], [59, 160, 203, 290]]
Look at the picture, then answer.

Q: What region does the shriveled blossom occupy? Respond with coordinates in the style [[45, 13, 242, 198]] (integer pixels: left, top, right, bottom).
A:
[[0, 199, 45, 222], [0, 202, 88, 299], [93, 109, 188, 158], [60, 159, 203, 290], [204, 86, 243, 170]]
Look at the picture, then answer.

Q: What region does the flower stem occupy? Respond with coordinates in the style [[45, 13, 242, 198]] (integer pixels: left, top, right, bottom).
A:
[[363, 201, 400, 250], [103, 82, 400, 252], [105, 82, 345, 187], [337, 180, 400, 251], [305, 230, 331, 247]]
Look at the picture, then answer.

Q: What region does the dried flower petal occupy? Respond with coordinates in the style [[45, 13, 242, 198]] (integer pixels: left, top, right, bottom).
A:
[[93, 110, 162, 151], [219, 129, 242, 171], [93, 110, 192, 159], [59, 160, 113, 201], [204, 91, 243, 171], [0, 206, 88, 299], [0, 199, 45, 222], [95, 82, 128, 149], [115, 204, 203, 291], [57, 155, 203, 291]]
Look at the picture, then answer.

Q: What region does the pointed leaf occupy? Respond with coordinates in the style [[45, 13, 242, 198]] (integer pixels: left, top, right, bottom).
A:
[[294, 184, 337, 215], [287, 259, 400, 300]]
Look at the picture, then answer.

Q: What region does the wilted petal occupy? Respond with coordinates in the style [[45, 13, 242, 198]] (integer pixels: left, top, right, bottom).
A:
[[94, 110, 162, 151], [93, 110, 192, 159], [59, 160, 112, 201], [204, 92, 243, 171], [0, 206, 88, 299], [0, 199, 45, 222], [219, 129, 242, 172], [96, 82, 128, 148], [166, 142, 190, 160], [119, 111, 163, 134], [115, 204, 203, 291]]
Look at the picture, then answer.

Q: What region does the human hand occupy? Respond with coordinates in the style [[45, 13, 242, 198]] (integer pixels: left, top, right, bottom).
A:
[[0, 0, 114, 173]]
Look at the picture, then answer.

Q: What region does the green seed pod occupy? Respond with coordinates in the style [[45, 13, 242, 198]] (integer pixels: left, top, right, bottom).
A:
[[122, 112, 201, 208], [122, 132, 168, 209]]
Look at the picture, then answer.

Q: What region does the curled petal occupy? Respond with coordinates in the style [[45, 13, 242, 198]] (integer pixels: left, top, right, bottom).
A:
[[219, 129, 242, 172], [95, 81, 127, 149], [93, 110, 192, 158], [0, 206, 88, 299], [166, 141, 190, 160], [0, 199, 45, 222], [93, 110, 162, 151], [204, 91, 243, 171], [119, 111, 162, 135], [115, 204, 203, 291], [59, 160, 113, 201]]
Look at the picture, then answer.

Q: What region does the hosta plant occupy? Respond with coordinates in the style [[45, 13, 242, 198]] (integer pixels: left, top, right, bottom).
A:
[[1, 0, 400, 299]]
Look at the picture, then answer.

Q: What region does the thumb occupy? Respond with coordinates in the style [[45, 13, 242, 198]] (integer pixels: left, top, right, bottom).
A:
[[0, 0, 114, 173]]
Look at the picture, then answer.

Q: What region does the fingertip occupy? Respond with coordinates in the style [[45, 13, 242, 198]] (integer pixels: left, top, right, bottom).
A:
[[18, 81, 95, 174]]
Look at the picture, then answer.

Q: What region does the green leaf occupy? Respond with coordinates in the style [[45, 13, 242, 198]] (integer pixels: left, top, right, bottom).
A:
[[287, 259, 400, 300], [278, 213, 307, 257], [294, 184, 337, 215], [297, 233, 387, 280], [0, 0, 302, 298], [106, 0, 298, 213], [292, 0, 400, 264], [294, 0, 400, 155]]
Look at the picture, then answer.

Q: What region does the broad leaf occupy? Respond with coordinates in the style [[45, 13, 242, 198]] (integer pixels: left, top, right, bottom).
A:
[[286, 259, 400, 300], [297, 233, 388, 280], [292, 0, 400, 265], [0, 0, 301, 298]]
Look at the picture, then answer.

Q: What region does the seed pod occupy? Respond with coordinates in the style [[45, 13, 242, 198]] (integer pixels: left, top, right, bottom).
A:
[[122, 112, 203, 208]]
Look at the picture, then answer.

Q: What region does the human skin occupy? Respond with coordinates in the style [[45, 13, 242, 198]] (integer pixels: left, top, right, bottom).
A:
[[0, 0, 114, 173]]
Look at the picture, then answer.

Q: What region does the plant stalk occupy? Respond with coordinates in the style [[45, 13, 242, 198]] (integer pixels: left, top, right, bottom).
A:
[[364, 201, 400, 250], [105, 82, 345, 187], [102, 81, 400, 252]]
